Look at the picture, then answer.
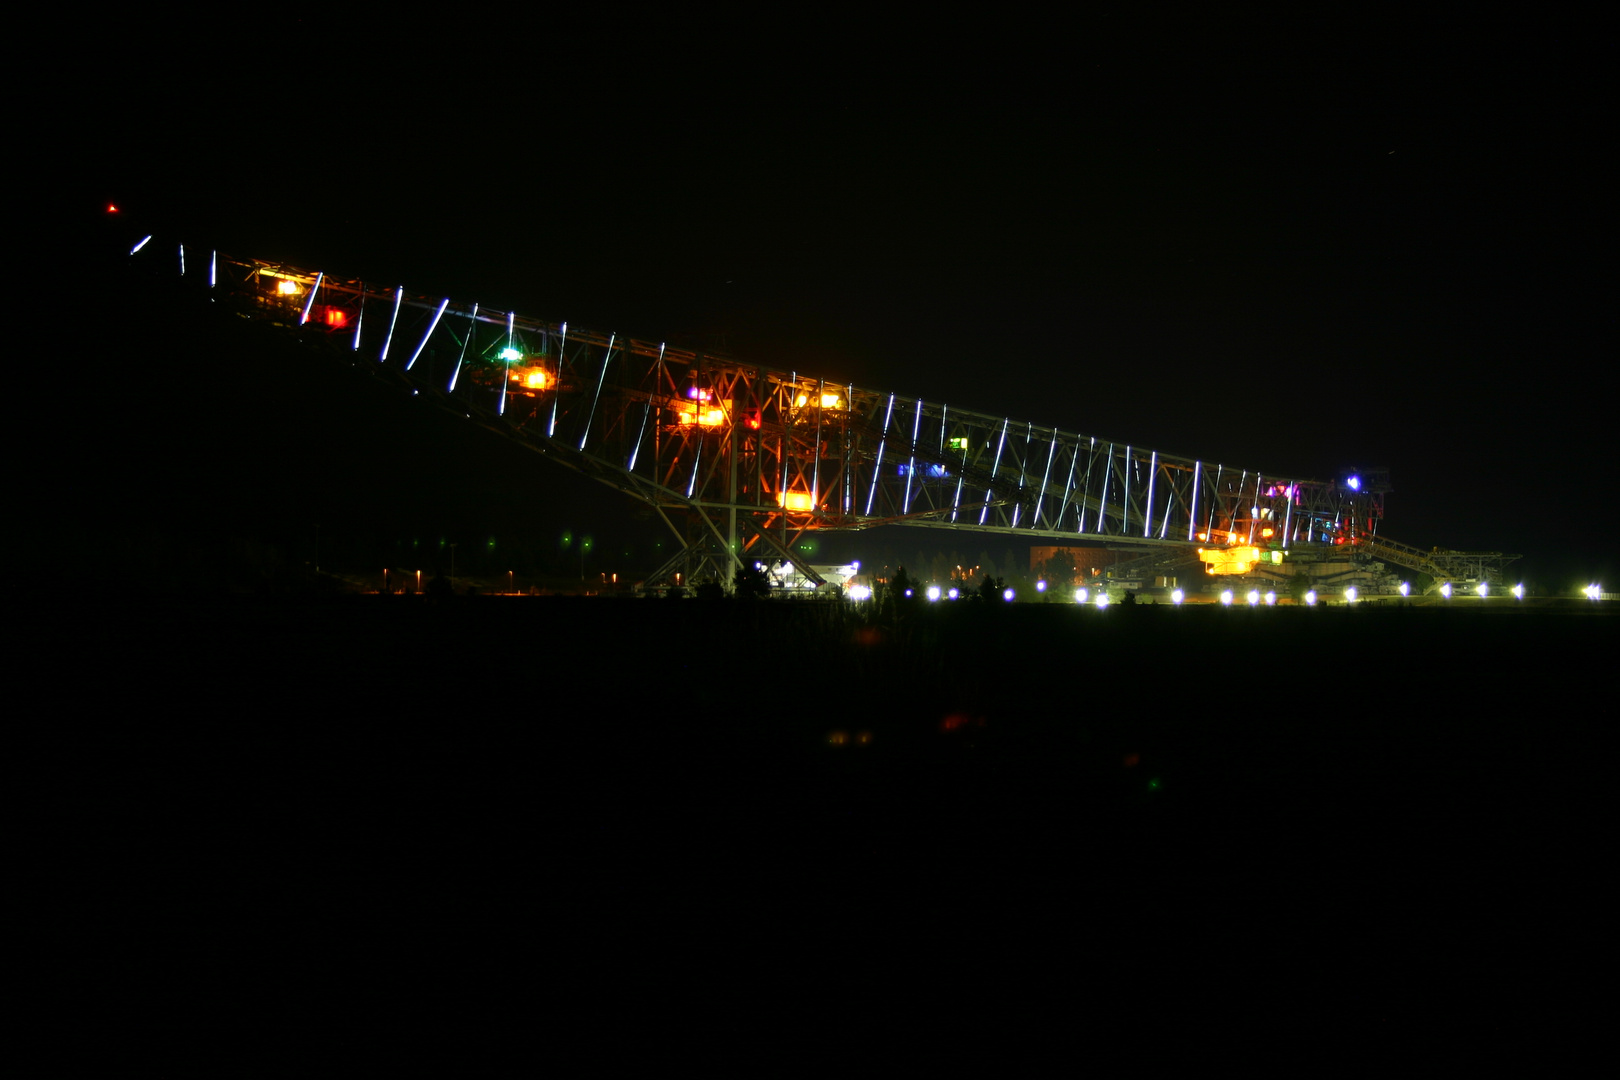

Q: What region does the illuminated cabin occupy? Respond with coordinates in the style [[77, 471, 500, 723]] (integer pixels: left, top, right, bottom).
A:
[[1198, 546, 1264, 575], [776, 490, 818, 512], [668, 396, 732, 428], [309, 305, 350, 329], [506, 366, 554, 396]]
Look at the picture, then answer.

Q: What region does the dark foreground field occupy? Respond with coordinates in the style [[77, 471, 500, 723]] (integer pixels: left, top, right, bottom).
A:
[[34, 595, 1612, 1047]]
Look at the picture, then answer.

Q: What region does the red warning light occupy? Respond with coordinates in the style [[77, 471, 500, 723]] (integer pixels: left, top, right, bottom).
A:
[[107, 204, 118, 213], [323, 308, 348, 328]]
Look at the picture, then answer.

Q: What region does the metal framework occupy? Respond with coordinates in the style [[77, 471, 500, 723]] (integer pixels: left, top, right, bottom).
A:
[[1319, 528, 1521, 591], [160, 244, 1411, 587]]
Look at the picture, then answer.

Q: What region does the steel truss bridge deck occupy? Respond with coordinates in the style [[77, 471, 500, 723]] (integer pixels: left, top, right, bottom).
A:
[[134, 237, 1403, 587]]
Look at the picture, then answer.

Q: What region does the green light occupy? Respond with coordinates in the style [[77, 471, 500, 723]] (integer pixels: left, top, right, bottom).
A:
[[499, 347, 522, 362]]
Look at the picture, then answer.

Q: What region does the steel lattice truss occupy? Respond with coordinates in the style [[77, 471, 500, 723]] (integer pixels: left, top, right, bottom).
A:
[[1319, 528, 1520, 591], [210, 252, 1391, 584]]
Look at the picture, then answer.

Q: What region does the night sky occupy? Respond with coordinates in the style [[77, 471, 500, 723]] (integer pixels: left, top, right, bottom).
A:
[[39, 17, 1616, 1038], [74, 14, 1611, 585]]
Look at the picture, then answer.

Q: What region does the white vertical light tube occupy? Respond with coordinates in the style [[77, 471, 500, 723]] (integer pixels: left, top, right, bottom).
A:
[[1188, 461, 1202, 541], [1143, 450, 1158, 538], [405, 298, 449, 371], [299, 272, 323, 325], [500, 311, 517, 416], [448, 302, 477, 392], [1281, 482, 1294, 549], [380, 287, 404, 361], [629, 341, 663, 473], [902, 399, 922, 514], [779, 374, 797, 523], [179, 244, 185, 276], [686, 439, 702, 499], [1248, 473, 1261, 544], [1056, 439, 1079, 529], [579, 333, 615, 450], [864, 393, 896, 518], [949, 409, 969, 522], [547, 321, 568, 438], [352, 286, 366, 352], [1033, 430, 1057, 529], [1096, 443, 1115, 535], [1010, 423, 1032, 529], [130, 235, 151, 255], [1121, 446, 1133, 538], [1077, 437, 1096, 533], [209, 251, 216, 287], [979, 419, 1009, 525]]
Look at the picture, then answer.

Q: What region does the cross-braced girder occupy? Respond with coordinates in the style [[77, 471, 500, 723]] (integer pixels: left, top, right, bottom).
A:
[[203, 251, 1393, 584]]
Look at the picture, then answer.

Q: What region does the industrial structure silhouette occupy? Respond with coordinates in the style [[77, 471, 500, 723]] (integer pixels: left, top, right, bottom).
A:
[[126, 230, 1517, 595]]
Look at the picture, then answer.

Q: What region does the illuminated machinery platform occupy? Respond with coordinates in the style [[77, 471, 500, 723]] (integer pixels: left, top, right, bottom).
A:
[[139, 235, 1410, 589]]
